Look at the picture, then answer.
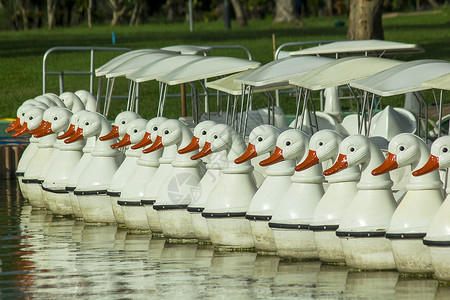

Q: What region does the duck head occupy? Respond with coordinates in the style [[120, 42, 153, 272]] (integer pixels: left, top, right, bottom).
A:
[[35, 94, 64, 108], [110, 118, 148, 149], [131, 117, 167, 150], [100, 111, 140, 141], [295, 129, 343, 171], [33, 107, 73, 138], [260, 129, 309, 166], [178, 120, 217, 154], [59, 92, 85, 113], [413, 136, 450, 176], [143, 119, 192, 153], [372, 133, 426, 175], [65, 111, 110, 143], [14, 107, 45, 138], [57, 110, 87, 140], [235, 125, 280, 164], [75, 90, 97, 112]]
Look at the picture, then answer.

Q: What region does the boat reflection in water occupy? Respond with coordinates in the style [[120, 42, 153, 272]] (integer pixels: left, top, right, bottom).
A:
[[1, 179, 449, 299]]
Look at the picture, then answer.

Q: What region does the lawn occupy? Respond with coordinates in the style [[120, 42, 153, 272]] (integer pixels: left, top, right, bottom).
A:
[[0, 8, 449, 120]]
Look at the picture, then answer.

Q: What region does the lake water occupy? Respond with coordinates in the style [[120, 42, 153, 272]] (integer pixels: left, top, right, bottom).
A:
[[0, 179, 449, 299]]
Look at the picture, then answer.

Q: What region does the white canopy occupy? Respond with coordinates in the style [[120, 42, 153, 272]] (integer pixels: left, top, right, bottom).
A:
[[234, 56, 334, 87], [289, 56, 403, 90], [289, 39, 423, 57], [350, 59, 450, 96], [206, 71, 294, 95], [158, 56, 261, 85], [126, 55, 205, 83], [422, 72, 450, 91], [95, 49, 168, 76], [105, 52, 178, 78], [160, 45, 212, 55]]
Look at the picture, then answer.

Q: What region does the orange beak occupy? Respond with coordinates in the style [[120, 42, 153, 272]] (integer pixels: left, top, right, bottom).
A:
[[323, 153, 348, 176], [6, 117, 20, 133], [295, 149, 319, 172], [178, 136, 200, 154], [33, 121, 53, 138], [235, 143, 257, 164], [58, 124, 76, 140], [372, 152, 398, 175], [111, 133, 131, 149], [131, 131, 152, 149], [191, 141, 212, 160], [143, 135, 163, 153], [12, 122, 29, 137], [28, 120, 45, 135], [99, 125, 119, 141], [412, 154, 439, 176], [260, 146, 284, 166], [64, 127, 84, 143]]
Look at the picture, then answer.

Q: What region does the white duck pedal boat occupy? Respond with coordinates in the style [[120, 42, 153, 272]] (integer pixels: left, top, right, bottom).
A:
[[234, 125, 294, 254], [262, 129, 324, 260], [177, 120, 224, 243], [324, 135, 397, 270], [35, 107, 85, 216], [58, 92, 85, 113], [9, 102, 49, 200], [413, 135, 450, 282], [137, 117, 178, 235], [192, 124, 256, 250], [100, 111, 141, 224], [120, 117, 165, 233], [61, 110, 95, 219], [144, 119, 201, 241], [22, 107, 57, 209], [65, 111, 122, 224], [295, 129, 360, 263], [112, 118, 156, 232], [372, 133, 443, 273]]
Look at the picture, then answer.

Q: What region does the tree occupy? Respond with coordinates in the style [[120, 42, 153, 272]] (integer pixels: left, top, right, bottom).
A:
[[47, 0, 57, 29], [230, 0, 247, 27], [273, 0, 303, 26], [347, 0, 384, 40], [107, 0, 128, 26]]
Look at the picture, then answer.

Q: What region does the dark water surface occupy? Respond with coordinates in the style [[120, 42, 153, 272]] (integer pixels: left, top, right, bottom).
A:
[[1, 179, 449, 299]]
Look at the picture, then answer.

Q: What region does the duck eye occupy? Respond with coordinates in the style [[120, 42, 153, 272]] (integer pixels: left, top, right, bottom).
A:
[[133, 129, 138, 133], [29, 116, 33, 120], [153, 126, 157, 131], [202, 130, 207, 135], [286, 141, 291, 146], [318, 142, 323, 146], [258, 137, 263, 142], [22, 113, 25, 116], [121, 121, 126, 124], [53, 117, 57, 121], [214, 135, 218, 139], [164, 130, 169, 135], [350, 147, 355, 152], [399, 146, 405, 151], [443, 148, 448, 153], [85, 122, 89, 126]]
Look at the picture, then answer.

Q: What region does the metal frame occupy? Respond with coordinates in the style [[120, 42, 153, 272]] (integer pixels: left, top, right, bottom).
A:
[[43, 46, 131, 95]]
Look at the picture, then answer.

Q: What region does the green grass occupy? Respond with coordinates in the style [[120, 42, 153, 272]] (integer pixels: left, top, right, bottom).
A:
[[0, 8, 449, 120]]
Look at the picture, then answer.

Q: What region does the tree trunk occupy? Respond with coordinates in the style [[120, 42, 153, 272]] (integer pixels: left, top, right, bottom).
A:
[[47, 0, 57, 30], [273, 0, 303, 25], [17, 0, 29, 30], [324, 0, 333, 16], [347, 0, 384, 40], [167, 0, 174, 21], [230, 0, 247, 27], [108, 0, 127, 26]]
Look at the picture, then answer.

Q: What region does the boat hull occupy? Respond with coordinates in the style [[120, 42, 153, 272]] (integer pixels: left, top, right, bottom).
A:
[[206, 217, 254, 250], [77, 193, 116, 224], [272, 228, 318, 260], [249, 219, 277, 254], [157, 209, 196, 241]]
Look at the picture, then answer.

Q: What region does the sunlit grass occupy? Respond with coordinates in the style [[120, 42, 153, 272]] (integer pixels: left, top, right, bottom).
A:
[[0, 7, 449, 120]]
